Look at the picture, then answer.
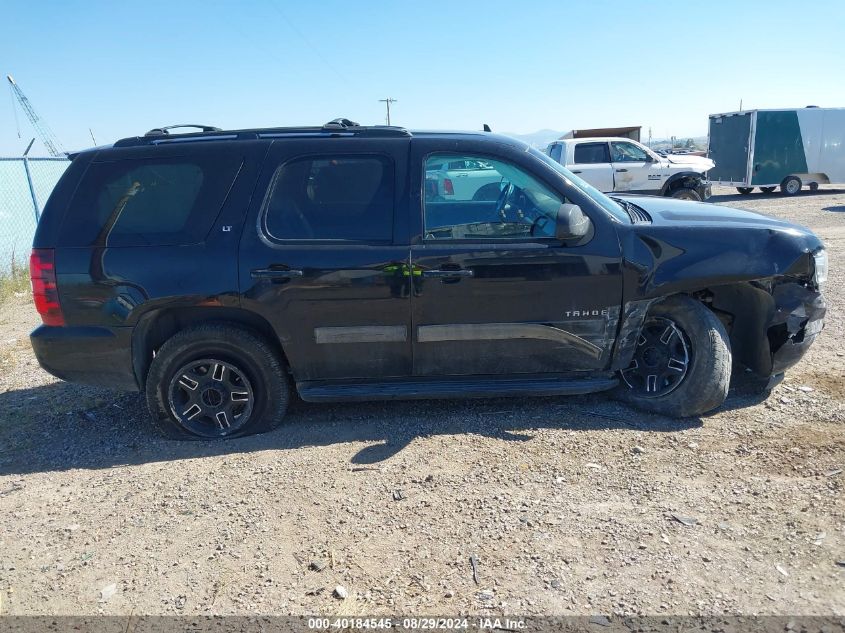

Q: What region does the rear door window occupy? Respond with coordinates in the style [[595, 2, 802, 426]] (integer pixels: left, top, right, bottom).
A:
[[262, 155, 394, 242], [60, 153, 242, 247], [573, 142, 610, 164]]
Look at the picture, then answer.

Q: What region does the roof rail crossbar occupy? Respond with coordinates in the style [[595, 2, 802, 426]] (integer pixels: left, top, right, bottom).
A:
[[145, 124, 222, 137], [323, 118, 360, 130]]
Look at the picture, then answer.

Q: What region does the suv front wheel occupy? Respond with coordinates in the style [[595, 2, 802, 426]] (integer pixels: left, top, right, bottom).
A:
[[616, 295, 731, 417], [145, 324, 289, 439]]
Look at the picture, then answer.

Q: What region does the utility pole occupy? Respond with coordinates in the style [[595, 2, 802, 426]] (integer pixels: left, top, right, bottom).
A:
[[379, 97, 397, 125], [22, 138, 40, 221]]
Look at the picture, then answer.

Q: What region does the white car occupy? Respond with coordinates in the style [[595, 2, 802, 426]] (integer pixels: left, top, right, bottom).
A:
[[545, 137, 714, 201], [425, 158, 504, 201]]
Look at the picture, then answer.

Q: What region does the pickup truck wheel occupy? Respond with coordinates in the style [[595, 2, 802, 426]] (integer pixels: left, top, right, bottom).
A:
[[670, 187, 701, 201], [145, 324, 289, 440], [737, 187, 754, 195], [616, 296, 731, 418], [760, 186, 776, 193], [781, 176, 802, 196]]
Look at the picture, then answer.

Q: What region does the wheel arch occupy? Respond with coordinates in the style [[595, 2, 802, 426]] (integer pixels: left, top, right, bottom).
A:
[[615, 280, 789, 379], [660, 171, 706, 195], [132, 307, 290, 389], [685, 284, 774, 376]]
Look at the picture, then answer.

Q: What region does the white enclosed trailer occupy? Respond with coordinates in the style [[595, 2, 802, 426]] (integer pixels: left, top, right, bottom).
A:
[[707, 107, 845, 195]]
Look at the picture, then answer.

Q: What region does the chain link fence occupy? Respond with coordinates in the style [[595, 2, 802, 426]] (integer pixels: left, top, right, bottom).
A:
[[0, 157, 70, 273]]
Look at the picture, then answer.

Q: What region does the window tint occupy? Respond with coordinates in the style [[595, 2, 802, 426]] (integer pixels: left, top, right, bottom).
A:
[[423, 153, 567, 240], [573, 143, 610, 164], [611, 142, 648, 162], [263, 156, 393, 241], [60, 154, 242, 247]]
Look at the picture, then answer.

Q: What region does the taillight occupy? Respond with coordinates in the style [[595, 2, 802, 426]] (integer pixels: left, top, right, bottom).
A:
[[443, 178, 454, 196], [30, 248, 64, 326]]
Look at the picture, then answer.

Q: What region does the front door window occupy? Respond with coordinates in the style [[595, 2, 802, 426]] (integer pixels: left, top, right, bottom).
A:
[[423, 153, 566, 241], [611, 142, 648, 162]]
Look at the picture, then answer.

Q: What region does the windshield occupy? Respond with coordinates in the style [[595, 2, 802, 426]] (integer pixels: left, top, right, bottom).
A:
[[529, 148, 630, 223]]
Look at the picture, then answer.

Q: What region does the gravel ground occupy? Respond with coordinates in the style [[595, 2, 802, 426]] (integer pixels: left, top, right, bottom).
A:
[[0, 185, 843, 617]]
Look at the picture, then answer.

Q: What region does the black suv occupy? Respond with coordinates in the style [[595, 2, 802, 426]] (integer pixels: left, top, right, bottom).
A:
[[30, 120, 827, 439]]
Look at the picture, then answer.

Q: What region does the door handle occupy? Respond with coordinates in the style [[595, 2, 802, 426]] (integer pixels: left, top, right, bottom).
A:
[[250, 268, 304, 279], [615, 168, 628, 172], [571, 170, 582, 174], [423, 269, 474, 278]]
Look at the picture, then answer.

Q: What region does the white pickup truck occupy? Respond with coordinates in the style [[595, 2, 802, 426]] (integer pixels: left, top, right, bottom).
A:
[[545, 137, 714, 201]]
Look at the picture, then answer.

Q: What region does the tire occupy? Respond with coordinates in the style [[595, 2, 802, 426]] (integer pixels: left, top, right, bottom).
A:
[[670, 187, 702, 201], [145, 323, 289, 440], [615, 295, 731, 418], [781, 176, 802, 196], [737, 187, 754, 195], [759, 186, 776, 194], [809, 182, 819, 192]]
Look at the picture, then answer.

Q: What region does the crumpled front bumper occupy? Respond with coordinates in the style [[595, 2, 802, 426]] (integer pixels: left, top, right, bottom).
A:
[[768, 283, 826, 375]]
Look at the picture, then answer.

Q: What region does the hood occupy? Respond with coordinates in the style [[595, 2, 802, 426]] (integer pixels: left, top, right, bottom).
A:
[[615, 195, 824, 300], [664, 154, 715, 171], [619, 195, 819, 239]]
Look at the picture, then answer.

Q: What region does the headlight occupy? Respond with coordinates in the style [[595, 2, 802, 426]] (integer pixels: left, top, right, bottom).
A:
[[813, 249, 828, 285]]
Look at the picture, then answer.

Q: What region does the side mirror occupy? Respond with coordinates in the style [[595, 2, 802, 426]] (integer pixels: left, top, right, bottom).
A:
[[555, 203, 591, 241], [644, 153, 655, 163]]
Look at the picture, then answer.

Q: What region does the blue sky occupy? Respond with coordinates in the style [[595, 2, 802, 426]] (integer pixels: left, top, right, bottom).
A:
[[2, 0, 844, 155]]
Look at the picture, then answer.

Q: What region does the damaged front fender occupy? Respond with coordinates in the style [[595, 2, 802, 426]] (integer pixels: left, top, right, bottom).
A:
[[767, 280, 826, 375], [610, 200, 826, 378]]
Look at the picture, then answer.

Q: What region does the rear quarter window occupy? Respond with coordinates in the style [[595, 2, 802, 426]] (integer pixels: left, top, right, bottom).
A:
[[58, 153, 242, 247], [573, 143, 610, 164], [262, 155, 394, 242]]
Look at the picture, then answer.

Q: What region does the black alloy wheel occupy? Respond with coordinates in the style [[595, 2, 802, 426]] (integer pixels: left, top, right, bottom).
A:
[[621, 317, 690, 397], [167, 358, 255, 437]]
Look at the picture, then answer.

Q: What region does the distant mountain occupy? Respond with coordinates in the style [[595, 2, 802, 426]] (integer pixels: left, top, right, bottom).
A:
[[503, 129, 564, 148]]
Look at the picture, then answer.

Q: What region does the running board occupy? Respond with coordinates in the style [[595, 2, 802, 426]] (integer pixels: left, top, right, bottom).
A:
[[297, 375, 618, 403]]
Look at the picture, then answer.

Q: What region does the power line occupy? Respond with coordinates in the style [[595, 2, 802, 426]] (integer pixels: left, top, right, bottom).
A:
[[379, 98, 397, 125], [268, 1, 349, 85]]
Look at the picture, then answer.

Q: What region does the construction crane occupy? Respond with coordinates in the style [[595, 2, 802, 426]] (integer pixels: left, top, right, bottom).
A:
[[7, 75, 65, 157]]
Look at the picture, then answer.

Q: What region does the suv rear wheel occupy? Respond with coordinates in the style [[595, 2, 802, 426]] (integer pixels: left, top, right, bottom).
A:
[[145, 324, 289, 439], [616, 296, 731, 418]]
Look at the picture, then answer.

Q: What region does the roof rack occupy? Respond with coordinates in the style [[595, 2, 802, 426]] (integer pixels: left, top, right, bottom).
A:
[[115, 119, 411, 147], [323, 118, 360, 129], [144, 124, 223, 136]]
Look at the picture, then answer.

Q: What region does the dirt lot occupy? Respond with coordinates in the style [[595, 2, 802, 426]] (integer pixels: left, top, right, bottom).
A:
[[0, 186, 843, 617]]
